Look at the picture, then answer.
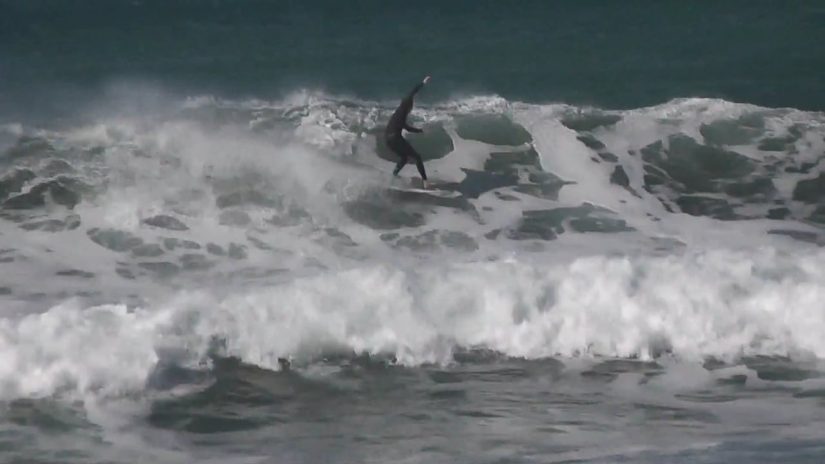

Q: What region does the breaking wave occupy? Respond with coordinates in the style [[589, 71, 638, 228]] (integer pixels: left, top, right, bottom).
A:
[[2, 90, 825, 400]]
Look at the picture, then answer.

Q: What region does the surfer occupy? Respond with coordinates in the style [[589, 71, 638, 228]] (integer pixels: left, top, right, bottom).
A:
[[386, 76, 431, 189]]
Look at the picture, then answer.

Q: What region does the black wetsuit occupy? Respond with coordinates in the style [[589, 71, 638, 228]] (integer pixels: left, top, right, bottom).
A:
[[385, 82, 427, 180]]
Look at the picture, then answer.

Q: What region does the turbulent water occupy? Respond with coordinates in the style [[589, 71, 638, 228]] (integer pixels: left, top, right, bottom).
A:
[[2, 2, 825, 464]]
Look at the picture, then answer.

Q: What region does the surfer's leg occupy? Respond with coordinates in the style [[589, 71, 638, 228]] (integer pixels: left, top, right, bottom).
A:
[[411, 152, 427, 181], [398, 137, 427, 181], [393, 155, 407, 176], [388, 136, 408, 176]]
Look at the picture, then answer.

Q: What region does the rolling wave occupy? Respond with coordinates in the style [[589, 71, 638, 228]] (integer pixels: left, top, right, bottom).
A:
[[2, 90, 825, 400]]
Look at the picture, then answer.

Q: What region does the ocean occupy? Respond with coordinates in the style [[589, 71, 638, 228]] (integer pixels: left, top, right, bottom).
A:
[[2, 1, 825, 463]]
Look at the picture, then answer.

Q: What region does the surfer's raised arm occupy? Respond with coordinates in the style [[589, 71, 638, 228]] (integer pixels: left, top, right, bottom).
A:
[[400, 76, 430, 133], [387, 76, 432, 136], [405, 76, 431, 101]]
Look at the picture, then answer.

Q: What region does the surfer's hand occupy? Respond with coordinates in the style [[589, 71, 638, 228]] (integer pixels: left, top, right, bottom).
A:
[[423, 76, 431, 85]]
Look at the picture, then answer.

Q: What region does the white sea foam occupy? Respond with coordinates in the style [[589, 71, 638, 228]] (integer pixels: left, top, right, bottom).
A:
[[2, 247, 825, 400], [2, 91, 825, 401]]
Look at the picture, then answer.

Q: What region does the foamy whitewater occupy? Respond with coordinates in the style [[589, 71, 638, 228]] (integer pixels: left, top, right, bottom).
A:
[[2, 90, 825, 463]]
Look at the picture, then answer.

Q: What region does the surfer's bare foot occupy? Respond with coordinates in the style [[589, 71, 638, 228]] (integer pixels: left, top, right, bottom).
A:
[[422, 179, 431, 189]]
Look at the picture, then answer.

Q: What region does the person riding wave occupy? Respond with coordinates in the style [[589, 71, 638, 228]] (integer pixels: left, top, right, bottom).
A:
[[385, 75, 431, 189]]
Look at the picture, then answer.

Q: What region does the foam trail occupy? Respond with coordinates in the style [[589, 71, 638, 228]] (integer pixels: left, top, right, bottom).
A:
[[516, 113, 620, 205]]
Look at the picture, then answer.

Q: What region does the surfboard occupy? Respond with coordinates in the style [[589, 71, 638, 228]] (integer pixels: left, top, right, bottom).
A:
[[387, 175, 461, 196], [388, 185, 461, 198]]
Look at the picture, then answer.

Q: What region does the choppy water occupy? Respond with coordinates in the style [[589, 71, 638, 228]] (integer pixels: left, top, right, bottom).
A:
[[2, 2, 825, 463]]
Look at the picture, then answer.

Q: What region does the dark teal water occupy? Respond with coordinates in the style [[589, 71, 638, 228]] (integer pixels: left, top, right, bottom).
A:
[[2, 0, 825, 114]]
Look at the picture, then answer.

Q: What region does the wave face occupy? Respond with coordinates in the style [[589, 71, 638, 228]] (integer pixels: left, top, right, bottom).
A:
[[2, 91, 825, 400]]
